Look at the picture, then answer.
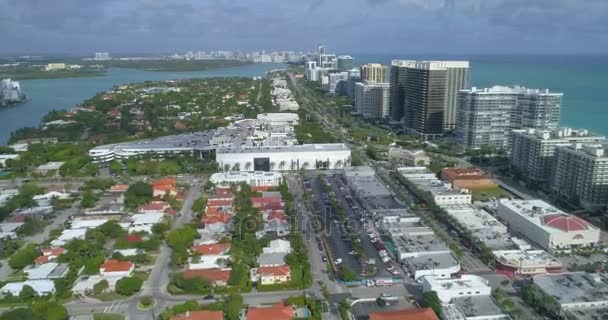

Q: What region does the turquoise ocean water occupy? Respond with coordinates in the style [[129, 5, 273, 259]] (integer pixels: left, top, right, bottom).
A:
[[355, 54, 608, 137], [1, 55, 607, 143]]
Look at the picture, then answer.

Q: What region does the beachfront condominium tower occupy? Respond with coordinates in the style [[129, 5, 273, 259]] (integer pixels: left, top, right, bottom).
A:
[[355, 82, 390, 119], [552, 142, 608, 211], [390, 60, 469, 136], [337, 55, 355, 72], [510, 128, 603, 185], [360, 63, 387, 84], [389, 60, 414, 123], [456, 86, 563, 149]]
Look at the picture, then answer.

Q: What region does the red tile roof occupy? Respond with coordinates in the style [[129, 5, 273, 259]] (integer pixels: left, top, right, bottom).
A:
[[191, 243, 231, 255], [152, 177, 177, 192], [261, 203, 285, 211], [126, 234, 143, 243], [139, 201, 169, 211], [247, 304, 293, 320], [369, 308, 439, 320], [266, 210, 287, 222], [35, 247, 66, 264], [165, 208, 177, 215], [259, 265, 291, 277], [543, 214, 590, 232], [171, 310, 224, 320], [100, 259, 134, 273], [207, 199, 234, 207], [251, 186, 272, 192], [183, 268, 232, 283]]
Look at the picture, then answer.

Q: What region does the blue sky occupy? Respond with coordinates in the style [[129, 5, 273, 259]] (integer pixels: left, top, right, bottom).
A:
[[1, 0, 607, 55]]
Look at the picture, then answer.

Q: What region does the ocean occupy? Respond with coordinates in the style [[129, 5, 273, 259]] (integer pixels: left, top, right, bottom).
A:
[[354, 54, 608, 137], [1, 55, 607, 144]]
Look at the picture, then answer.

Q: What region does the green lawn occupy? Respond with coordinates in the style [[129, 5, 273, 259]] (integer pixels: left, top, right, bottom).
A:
[[471, 186, 512, 201], [93, 313, 125, 320]]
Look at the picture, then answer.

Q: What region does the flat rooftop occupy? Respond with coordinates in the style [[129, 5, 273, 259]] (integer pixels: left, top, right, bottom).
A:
[[90, 131, 215, 152], [533, 272, 608, 305], [448, 296, 508, 320], [408, 252, 459, 271], [494, 250, 562, 268], [216, 143, 351, 154], [566, 307, 608, 320], [393, 231, 450, 255]]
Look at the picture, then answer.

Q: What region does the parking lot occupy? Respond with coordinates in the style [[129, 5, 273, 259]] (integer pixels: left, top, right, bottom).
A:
[[306, 173, 363, 277], [325, 174, 396, 279]]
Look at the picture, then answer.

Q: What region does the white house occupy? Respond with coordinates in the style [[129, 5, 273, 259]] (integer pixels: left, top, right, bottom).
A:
[[0, 280, 56, 297]]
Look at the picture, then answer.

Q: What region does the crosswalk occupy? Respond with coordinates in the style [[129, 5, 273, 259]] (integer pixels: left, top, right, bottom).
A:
[[103, 301, 122, 313]]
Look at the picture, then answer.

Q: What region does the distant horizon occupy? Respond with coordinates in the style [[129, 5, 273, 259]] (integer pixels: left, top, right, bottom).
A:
[[2, 51, 608, 59]]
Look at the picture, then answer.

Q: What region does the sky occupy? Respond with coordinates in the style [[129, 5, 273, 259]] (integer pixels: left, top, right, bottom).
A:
[[1, 0, 607, 55]]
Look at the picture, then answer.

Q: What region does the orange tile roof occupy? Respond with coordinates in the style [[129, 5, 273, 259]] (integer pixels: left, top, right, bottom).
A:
[[202, 212, 232, 225], [183, 268, 231, 283], [100, 259, 134, 273], [369, 308, 439, 320], [42, 247, 65, 257], [259, 265, 291, 277], [247, 304, 293, 320], [171, 310, 223, 320], [35, 255, 51, 264], [191, 243, 231, 255], [251, 186, 272, 192], [152, 177, 177, 191], [110, 184, 129, 192]]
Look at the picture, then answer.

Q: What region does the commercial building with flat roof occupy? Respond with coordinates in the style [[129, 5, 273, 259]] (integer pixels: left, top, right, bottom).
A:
[[443, 204, 510, 249], [398, 167, 472, 205], [456, 86, 563, 150], [552, 142, 608, 211], [493, 249, 562, 275], [210, 171, 283, 187], [388, 226, 460, 279], [440, 168, 497, 190], [533, 272, 608, 320], [496, 199, 600, 251], [388, 148, 430, 166], [510, 128, 603, 184], [422, 275, 509, 320], [89, 131, 215, 163]]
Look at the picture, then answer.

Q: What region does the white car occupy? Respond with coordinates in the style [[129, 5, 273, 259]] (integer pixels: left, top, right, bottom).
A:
[[335, 258, 343, 265], [387, 264, 395, 271], [348, 250, 357, 255]]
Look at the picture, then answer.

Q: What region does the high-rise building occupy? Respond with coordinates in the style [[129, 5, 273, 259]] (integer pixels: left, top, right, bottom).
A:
[[342, 68, 361, 98], [510, 128, 604, 184], [360, 63, 387, 84], [456, 86, 563, 149], [354, 82, 390, 119], [389, 60, 414, 123], [318, 54, 337, 69], [305, 61, 318, 81], [337, 55, 354, 72], [392, 60, 469, 137], [552, 143, 608, 211], [327, 72, 348, 94]]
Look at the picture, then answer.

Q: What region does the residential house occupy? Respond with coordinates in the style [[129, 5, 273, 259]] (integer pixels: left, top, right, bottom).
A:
[[247, 303, 294, 320], [0, 280, 56, 297], [171, 310, 224, 320], [191, 243, 231, 256], [99, 259, 134, 277], [258, 265, 291, 285], [152, 177, 178, 197], [183, 268, 232, 287], [34, 247, 66, 264]]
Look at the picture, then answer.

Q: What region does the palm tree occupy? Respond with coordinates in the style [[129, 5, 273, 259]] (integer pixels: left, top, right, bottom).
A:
[[278, 161, 286, 171], [302, 162, 310, 170], [232, 163, 240, 171], [335, 160, 344, 169], [244, 162, 252, 172], [223, 164, 231, 172], [270, 162, 276, 171]]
